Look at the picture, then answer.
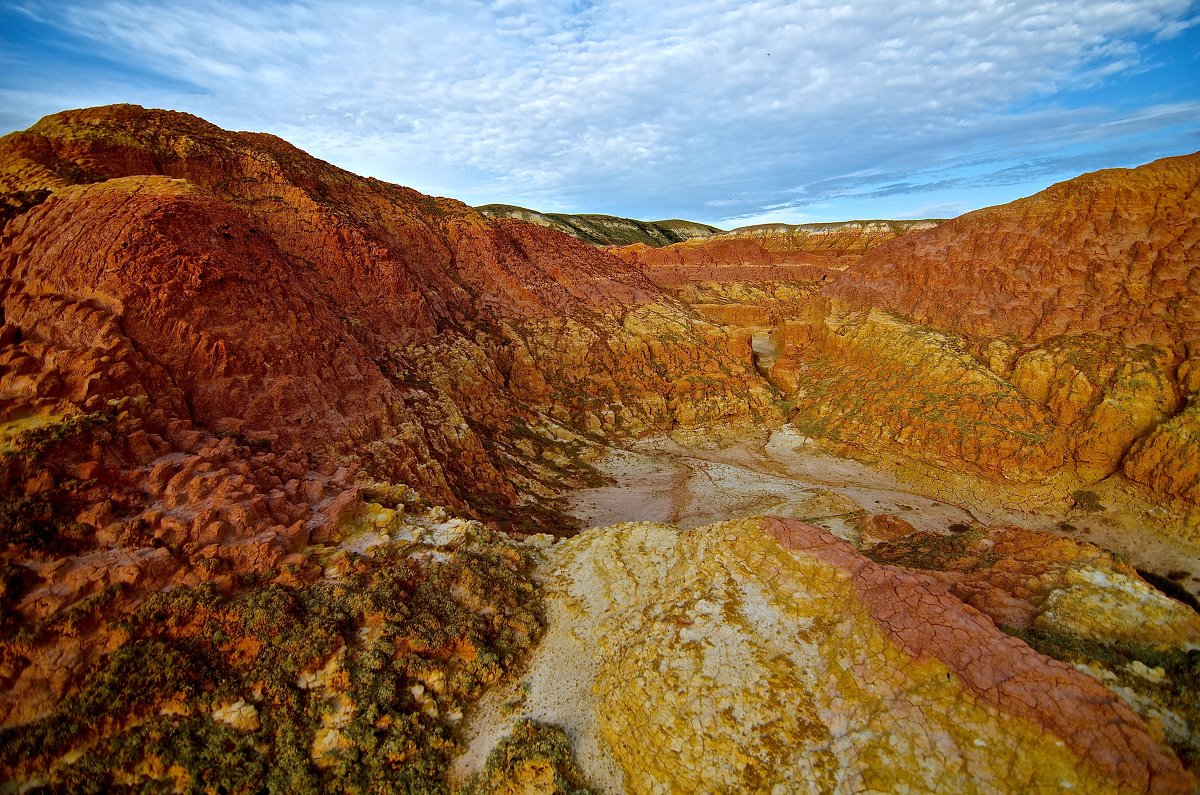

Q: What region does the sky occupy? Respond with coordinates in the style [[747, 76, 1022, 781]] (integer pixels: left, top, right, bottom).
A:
[[1, 1, 1198, 226]]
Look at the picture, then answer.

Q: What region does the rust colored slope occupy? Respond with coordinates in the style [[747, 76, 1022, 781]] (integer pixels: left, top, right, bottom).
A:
[[0, 104, 659, 324], [829, 152, 1200, 353], [0, 105, 772, 519], [761, 517, 1194, 795]]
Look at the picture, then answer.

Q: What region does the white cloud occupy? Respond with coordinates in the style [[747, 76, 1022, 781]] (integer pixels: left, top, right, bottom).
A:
[[2, 0, 1197, 222]]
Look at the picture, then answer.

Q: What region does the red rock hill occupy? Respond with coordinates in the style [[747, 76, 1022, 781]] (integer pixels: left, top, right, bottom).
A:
[[0, 105, 770, 529], [829, 153, 1200, 353]]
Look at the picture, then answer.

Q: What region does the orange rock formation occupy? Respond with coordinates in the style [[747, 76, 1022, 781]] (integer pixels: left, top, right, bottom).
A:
[[742, 154, 1200, 536], [2, 106, 1197, 790]]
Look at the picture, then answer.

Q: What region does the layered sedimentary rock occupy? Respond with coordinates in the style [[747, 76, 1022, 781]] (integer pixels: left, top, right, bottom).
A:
[[868, 524, 1200, 769], [728, 154, 1200, 537], [609, 219, 937, 288], [773, 306, 1185, 520], [829, 154, 1200, 350], [719, 219, 941, 254], [3, 105, 1199, 791], [0, 104, 772, 527], [611, 236, 835, 288], [461, 517, 1194, 793], [0, 104, 773, 781]]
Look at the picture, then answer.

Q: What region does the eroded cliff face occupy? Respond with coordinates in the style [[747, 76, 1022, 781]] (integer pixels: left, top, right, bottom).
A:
[[773, 306, 1188, 524], [1, 106, 1198, 792], [671, 154, 1200, 541], [0, 105, 773, 527], [0, 105, 775, 784], [830, 155, 1200, 351]]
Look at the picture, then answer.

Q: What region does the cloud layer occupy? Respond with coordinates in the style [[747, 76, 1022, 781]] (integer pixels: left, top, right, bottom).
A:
[[2, 0, 1198, 223]]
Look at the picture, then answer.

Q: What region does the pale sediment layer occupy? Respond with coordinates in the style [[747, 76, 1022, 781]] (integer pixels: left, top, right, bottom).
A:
[[569, 426, 1200, 600], [457, 517, 1193, 794]]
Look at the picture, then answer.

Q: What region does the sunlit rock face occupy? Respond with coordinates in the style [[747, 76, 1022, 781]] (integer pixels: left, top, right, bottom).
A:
[[0, 106, 772, 787], [669, 154, 1200, 541], [0, 104, 773, 529], [830, 154, 1200, 349], [474, 518, 1193, 794], [1, 106, 1198, 791]]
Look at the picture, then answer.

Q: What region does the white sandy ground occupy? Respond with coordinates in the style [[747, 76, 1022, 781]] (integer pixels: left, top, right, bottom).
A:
[[449, 536, 630, 793], [450, 424, 1200, 790], [568, 425, 1200, 597]]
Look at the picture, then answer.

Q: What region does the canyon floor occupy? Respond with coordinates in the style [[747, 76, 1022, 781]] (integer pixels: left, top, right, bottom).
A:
[[570, 426, 1200, 601]]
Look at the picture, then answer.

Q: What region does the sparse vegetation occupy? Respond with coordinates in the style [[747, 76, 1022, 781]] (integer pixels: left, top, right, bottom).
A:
[[1, 410, 112, 461], [1071, 489, 1104, 513], [1002, 625, 1200, 769], [0, 529, 542, 791], [866, 529, 1000, 572], [467, 719, 594, 795]]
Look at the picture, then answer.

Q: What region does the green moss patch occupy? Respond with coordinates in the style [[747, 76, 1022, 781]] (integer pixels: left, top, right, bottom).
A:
[[1003, 625, 1200, 770], [865, 529, 999, 572], [467, 719, 593, 795], [0, 527, 542, 792]]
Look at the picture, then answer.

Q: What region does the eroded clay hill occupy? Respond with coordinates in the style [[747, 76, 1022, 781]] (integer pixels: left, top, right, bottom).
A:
[[640, 154, 1200, 542], [610, 219, 937, 288], [0, 105, 773, 786], [0, 104, 773, 530], [1, 106, 1198, 792], [457, 517, 1196, 793], [809, 155, 1200, 524]]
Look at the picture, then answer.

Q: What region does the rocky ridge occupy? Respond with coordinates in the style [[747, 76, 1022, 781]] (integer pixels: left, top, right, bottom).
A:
[[631, 153, 1200, 543], [786, 155, 1200, 538], [475, 204, 721, 247], [0, 104, 774, 527], [0, 104, 774, 784]]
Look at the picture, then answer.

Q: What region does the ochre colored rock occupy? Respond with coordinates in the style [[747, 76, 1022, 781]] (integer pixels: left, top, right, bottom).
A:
[[0, 104, 771, 521], [3, 105, 1198, 792], [0, 105, 774, 743], [487, 517, 1192, 794]]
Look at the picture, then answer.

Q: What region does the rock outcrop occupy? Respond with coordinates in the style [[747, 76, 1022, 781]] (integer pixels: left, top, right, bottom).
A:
[[720, 219, 942, 254], [727, 154, 1200, 538], [459, 517, 1194, 794], [0, 104, 773, 781], [476, 204, 722, 247], [3, 106, 1198, 792], [829, 154, 1200, 352], [612, 238, 833, 289], [608, 219, 938, 288], [0, 104, 773, 527]]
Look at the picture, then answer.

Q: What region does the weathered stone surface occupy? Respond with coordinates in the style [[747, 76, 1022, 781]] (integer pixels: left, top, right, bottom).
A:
[[3, 106, 1198, 792], [0, 104, 771, 522], [866, 524, 1200, 770], [0, 105, 771, 766], [830, 153, 1200, 351], [636, 155, 1200, 536], [466, 517, 1192, 794]]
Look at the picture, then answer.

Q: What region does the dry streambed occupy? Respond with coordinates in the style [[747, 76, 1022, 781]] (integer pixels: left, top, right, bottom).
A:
[[568, 425, 1200, 597], [449, 426, 1200, 792]]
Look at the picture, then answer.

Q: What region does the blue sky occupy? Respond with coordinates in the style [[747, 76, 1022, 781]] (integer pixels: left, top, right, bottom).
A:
[[2, 0, 1197, 226]]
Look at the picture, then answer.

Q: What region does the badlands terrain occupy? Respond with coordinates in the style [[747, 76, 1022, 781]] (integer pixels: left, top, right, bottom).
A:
[[0, 105, 1198, 792]]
